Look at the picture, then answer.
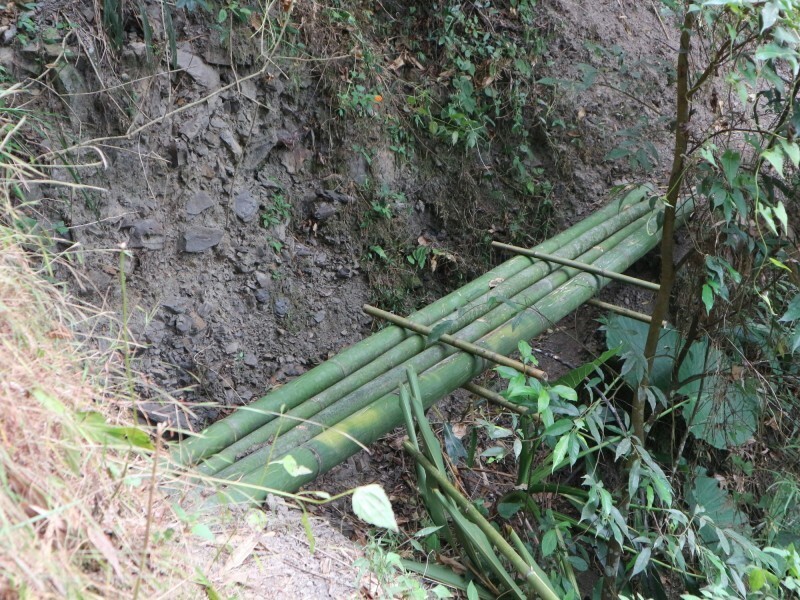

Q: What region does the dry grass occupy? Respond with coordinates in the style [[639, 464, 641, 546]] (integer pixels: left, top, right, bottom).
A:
[[0, 85, 225, 599]]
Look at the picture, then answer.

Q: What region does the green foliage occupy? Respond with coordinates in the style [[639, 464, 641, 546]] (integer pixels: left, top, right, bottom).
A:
[[260, 194, 292, 229], [352, 484, 398, 533]]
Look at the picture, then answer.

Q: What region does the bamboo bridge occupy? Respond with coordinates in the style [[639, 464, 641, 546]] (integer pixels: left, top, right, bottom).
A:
[[173, 192, 690, 505]]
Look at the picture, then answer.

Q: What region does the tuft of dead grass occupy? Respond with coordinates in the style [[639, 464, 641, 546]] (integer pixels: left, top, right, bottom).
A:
[[0, 85, 221, 599]]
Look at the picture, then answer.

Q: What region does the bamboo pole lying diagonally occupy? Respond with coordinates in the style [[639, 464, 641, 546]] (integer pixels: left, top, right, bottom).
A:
[[175, 194, 656, 470], [206, 199, 694, 504]]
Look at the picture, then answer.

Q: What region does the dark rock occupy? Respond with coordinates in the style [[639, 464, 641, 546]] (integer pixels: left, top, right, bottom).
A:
[[176, 49, 220, 88], [336, 267, 354, 279], [245, 135, 278, 170], [175, 313, 193, 333], [224, 341, 239, 354], [313, 202, 337, 221], [161, 297, 186, 313], [183, 226, 223, 252], [1, 26, 17, 45], [125, 219, 166, 250], [220, 129, 242, 157], [55, 64, 90, 126], [137, 401, 191, 430], [179, 107, 209, 139], [254, 288, 270, 304], [257, 172, 283, 189], [313, 310, 326, 324], [317, 189, 355, 203], [234, 190, 259, 222], [243, 353, 258, 367], [186, 191, 214, 216], [314, 252, 329, 267], [284, 363, 306, 377], [274, 297, 290, 318], [255, 271, 270, 288]]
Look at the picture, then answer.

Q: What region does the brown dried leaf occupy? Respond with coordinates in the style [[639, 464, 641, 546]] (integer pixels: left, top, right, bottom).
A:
[[223, 534, 259, 573], [87, 526, 124, 580]]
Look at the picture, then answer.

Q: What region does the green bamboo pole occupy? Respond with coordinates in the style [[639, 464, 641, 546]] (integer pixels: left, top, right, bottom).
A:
[[212, 199, 693, 502], [174, 196, 649, 466], [586, 298, 656, 324], [194, 202, 656, 475], [406, 444, 561, 600], [363, 305, 548, 380], [492, 243, 661, 291], [463, 382, 532, 416], [215, 210, 662, 481]]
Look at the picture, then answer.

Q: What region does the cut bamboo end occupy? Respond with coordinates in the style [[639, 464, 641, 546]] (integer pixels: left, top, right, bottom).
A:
[[363, 305, 548, 381], [491, 241, 661, 292], [586, 299, 668, 327]]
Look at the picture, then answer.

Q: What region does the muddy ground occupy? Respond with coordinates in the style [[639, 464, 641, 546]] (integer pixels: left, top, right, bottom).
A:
[[2, 0, 681, 595]]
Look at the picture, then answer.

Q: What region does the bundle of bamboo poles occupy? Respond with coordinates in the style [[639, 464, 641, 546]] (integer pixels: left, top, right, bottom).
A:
[[173, 194, 691, 505]]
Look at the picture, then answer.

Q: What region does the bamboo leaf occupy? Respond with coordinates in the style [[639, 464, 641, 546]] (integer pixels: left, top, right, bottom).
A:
[[352, 484, 398, 532], [552, 435, 569, 472], [544, 419, 573, 437], [631, 546, 651, 577], [553, 347, 619, 388], [435, 491, 526, 599]]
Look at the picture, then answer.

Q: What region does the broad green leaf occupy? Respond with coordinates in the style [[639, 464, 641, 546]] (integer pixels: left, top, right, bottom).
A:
[[352, 484, 398, 532], [544, 419, 573, 437], [749, 567, 768, 591], [415, 525, 444, 538], [615, 437, 632, 461], [760, 2, 779, 33], [271, 455, 312, 477], [495, 365, 521, 380], [688, 474, 751, 550], [466, 582, 480, 600], [758, 204, 779, 236], [497, 500, 523, 519], [601, 315, 679, 391], [699, 145, 717, 167], [549, 384, 577, 402], [77, 412, 154, 450], [541, 529, 558, 557], [702, 283, 714, 314], [631, 547, 651, 577], [552, 435, 569, 471], [720, 149, 740, 185], [779, 294, 800, 323], [780, 139, 800, 167], [762, 146, 785, 177], [192, 523, 215, 541], [518, 339, 534, 362]]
